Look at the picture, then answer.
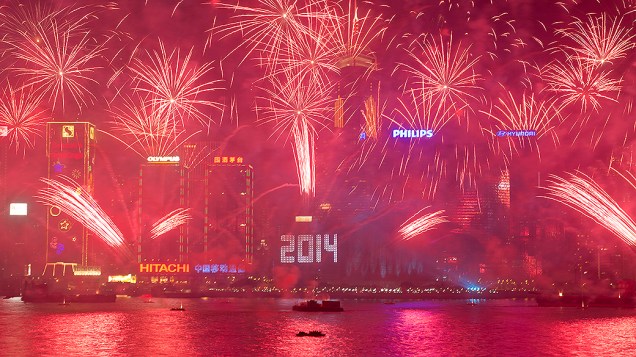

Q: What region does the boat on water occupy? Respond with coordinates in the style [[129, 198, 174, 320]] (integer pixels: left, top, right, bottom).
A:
[[170, 303, 186, 311], [292, 300, 343, 312], [21, 279, 116, 303], [296, 331, 325, 337], [21, 263, 116, 303]]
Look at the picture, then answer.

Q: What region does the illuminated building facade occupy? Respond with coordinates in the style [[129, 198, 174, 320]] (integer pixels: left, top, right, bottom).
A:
[[137, 150, 253, 285], [205, 156, 254, 265], [137, 157, 184, 263], [45, 122, 96, 266], [180, 142, 218, 262]]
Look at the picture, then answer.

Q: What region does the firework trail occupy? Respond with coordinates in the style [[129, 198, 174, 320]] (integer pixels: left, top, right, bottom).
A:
[[36, 176, 127, 250], [212, 0, 313, 66], [481, 91, 560, 159], [329, 0, 388, 72], [180, 142, 213, 170], [264, 9, 341, 88], [0, 84, 48, 154], [609, 166, 636, 190], [398, 34, 482, 110], [541, 172, 636, 247], [129, 40, 224, 129], [556, 13, 636, 65], [398, 206, 448, 241], [108, 97, 198, 159], [377, 92, 453, 198], [540, 57, 622, 112], [150, 208, 192, 240], [391, 88, 456, 138], [10, 21, 104, 111], [361, 82, 384, 140], [258, 68, 333, 196], [0, 1, 94, 43], [291, 117, 315, 196]]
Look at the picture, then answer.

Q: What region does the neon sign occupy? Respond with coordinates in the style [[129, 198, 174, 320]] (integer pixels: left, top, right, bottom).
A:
[[213, 156, 244, 164], [392, 129, 434, 138], [280, 234, 337, 264], [147, 156, 180, 163], [139, 263, 190, 273], [62, 125, 75, 138], [496, 130, 537, 137], [108, 274, 136, 283], [9, 203, 27, 216], [194, 264, 246, 274]]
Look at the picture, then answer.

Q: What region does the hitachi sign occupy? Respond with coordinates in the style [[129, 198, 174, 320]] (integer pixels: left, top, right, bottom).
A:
[[139, 263, 190, 273], [392, 129, 434, 138]]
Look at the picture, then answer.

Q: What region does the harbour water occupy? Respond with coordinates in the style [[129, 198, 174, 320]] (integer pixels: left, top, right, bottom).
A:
[[2, 297, 636, 356]]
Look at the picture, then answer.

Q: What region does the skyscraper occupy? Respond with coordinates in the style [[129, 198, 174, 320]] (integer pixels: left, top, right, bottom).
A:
[[137, 155, 183, 263], [45, 122, 96, 266], [205, 155, 254, 266]]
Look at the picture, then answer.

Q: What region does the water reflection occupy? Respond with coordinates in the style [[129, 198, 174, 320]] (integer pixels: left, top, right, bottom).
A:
[[2, 298, 636, 356]]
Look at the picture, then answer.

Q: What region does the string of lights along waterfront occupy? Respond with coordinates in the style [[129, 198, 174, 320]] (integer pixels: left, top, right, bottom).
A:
[[1, 0, 636, 355]]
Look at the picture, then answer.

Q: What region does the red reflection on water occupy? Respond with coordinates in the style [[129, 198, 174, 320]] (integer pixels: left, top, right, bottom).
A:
[[29, 312, 128, 355], [12, 302, 199, 356], [392, 308, 437, 351], [543, 316, 636, 355]]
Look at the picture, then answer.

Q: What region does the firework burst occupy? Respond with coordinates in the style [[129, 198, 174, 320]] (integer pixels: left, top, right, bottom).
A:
[[330, 0, 388, 71], [11, 21, 104, 111], [264, 12, 341, 88], [398, 34, 482, 110], [258, 69, 333, 196], [212, 0, 314, 65], [540, 57, 622, 112], [481, 91, 561, 159], [557, 13, 636, 65], [129, 40, 224, 129], [0, 84, 48, 153], [0, 1, 94, 44], [108, 97, 197, 159]]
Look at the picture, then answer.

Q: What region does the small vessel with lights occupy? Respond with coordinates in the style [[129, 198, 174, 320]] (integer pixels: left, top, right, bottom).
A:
[[292, 300, 343, 312]]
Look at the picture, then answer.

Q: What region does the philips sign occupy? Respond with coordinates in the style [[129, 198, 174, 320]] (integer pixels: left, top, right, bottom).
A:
[[392, 129, 434, 138]]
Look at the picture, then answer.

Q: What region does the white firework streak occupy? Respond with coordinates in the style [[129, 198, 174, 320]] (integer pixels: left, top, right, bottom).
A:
[[150, 208, 192, 240], [541, 172, 636, 247], [291, 117, 315, 196], [36, 176, 126, 249], [398, 207, 449, 241]]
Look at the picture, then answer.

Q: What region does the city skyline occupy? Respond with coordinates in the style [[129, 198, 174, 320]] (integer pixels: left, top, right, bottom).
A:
[[1, 0, 635, 289]]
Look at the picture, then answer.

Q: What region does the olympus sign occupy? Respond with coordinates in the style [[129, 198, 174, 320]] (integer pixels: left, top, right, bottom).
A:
[[147, 156, 180, 163]]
